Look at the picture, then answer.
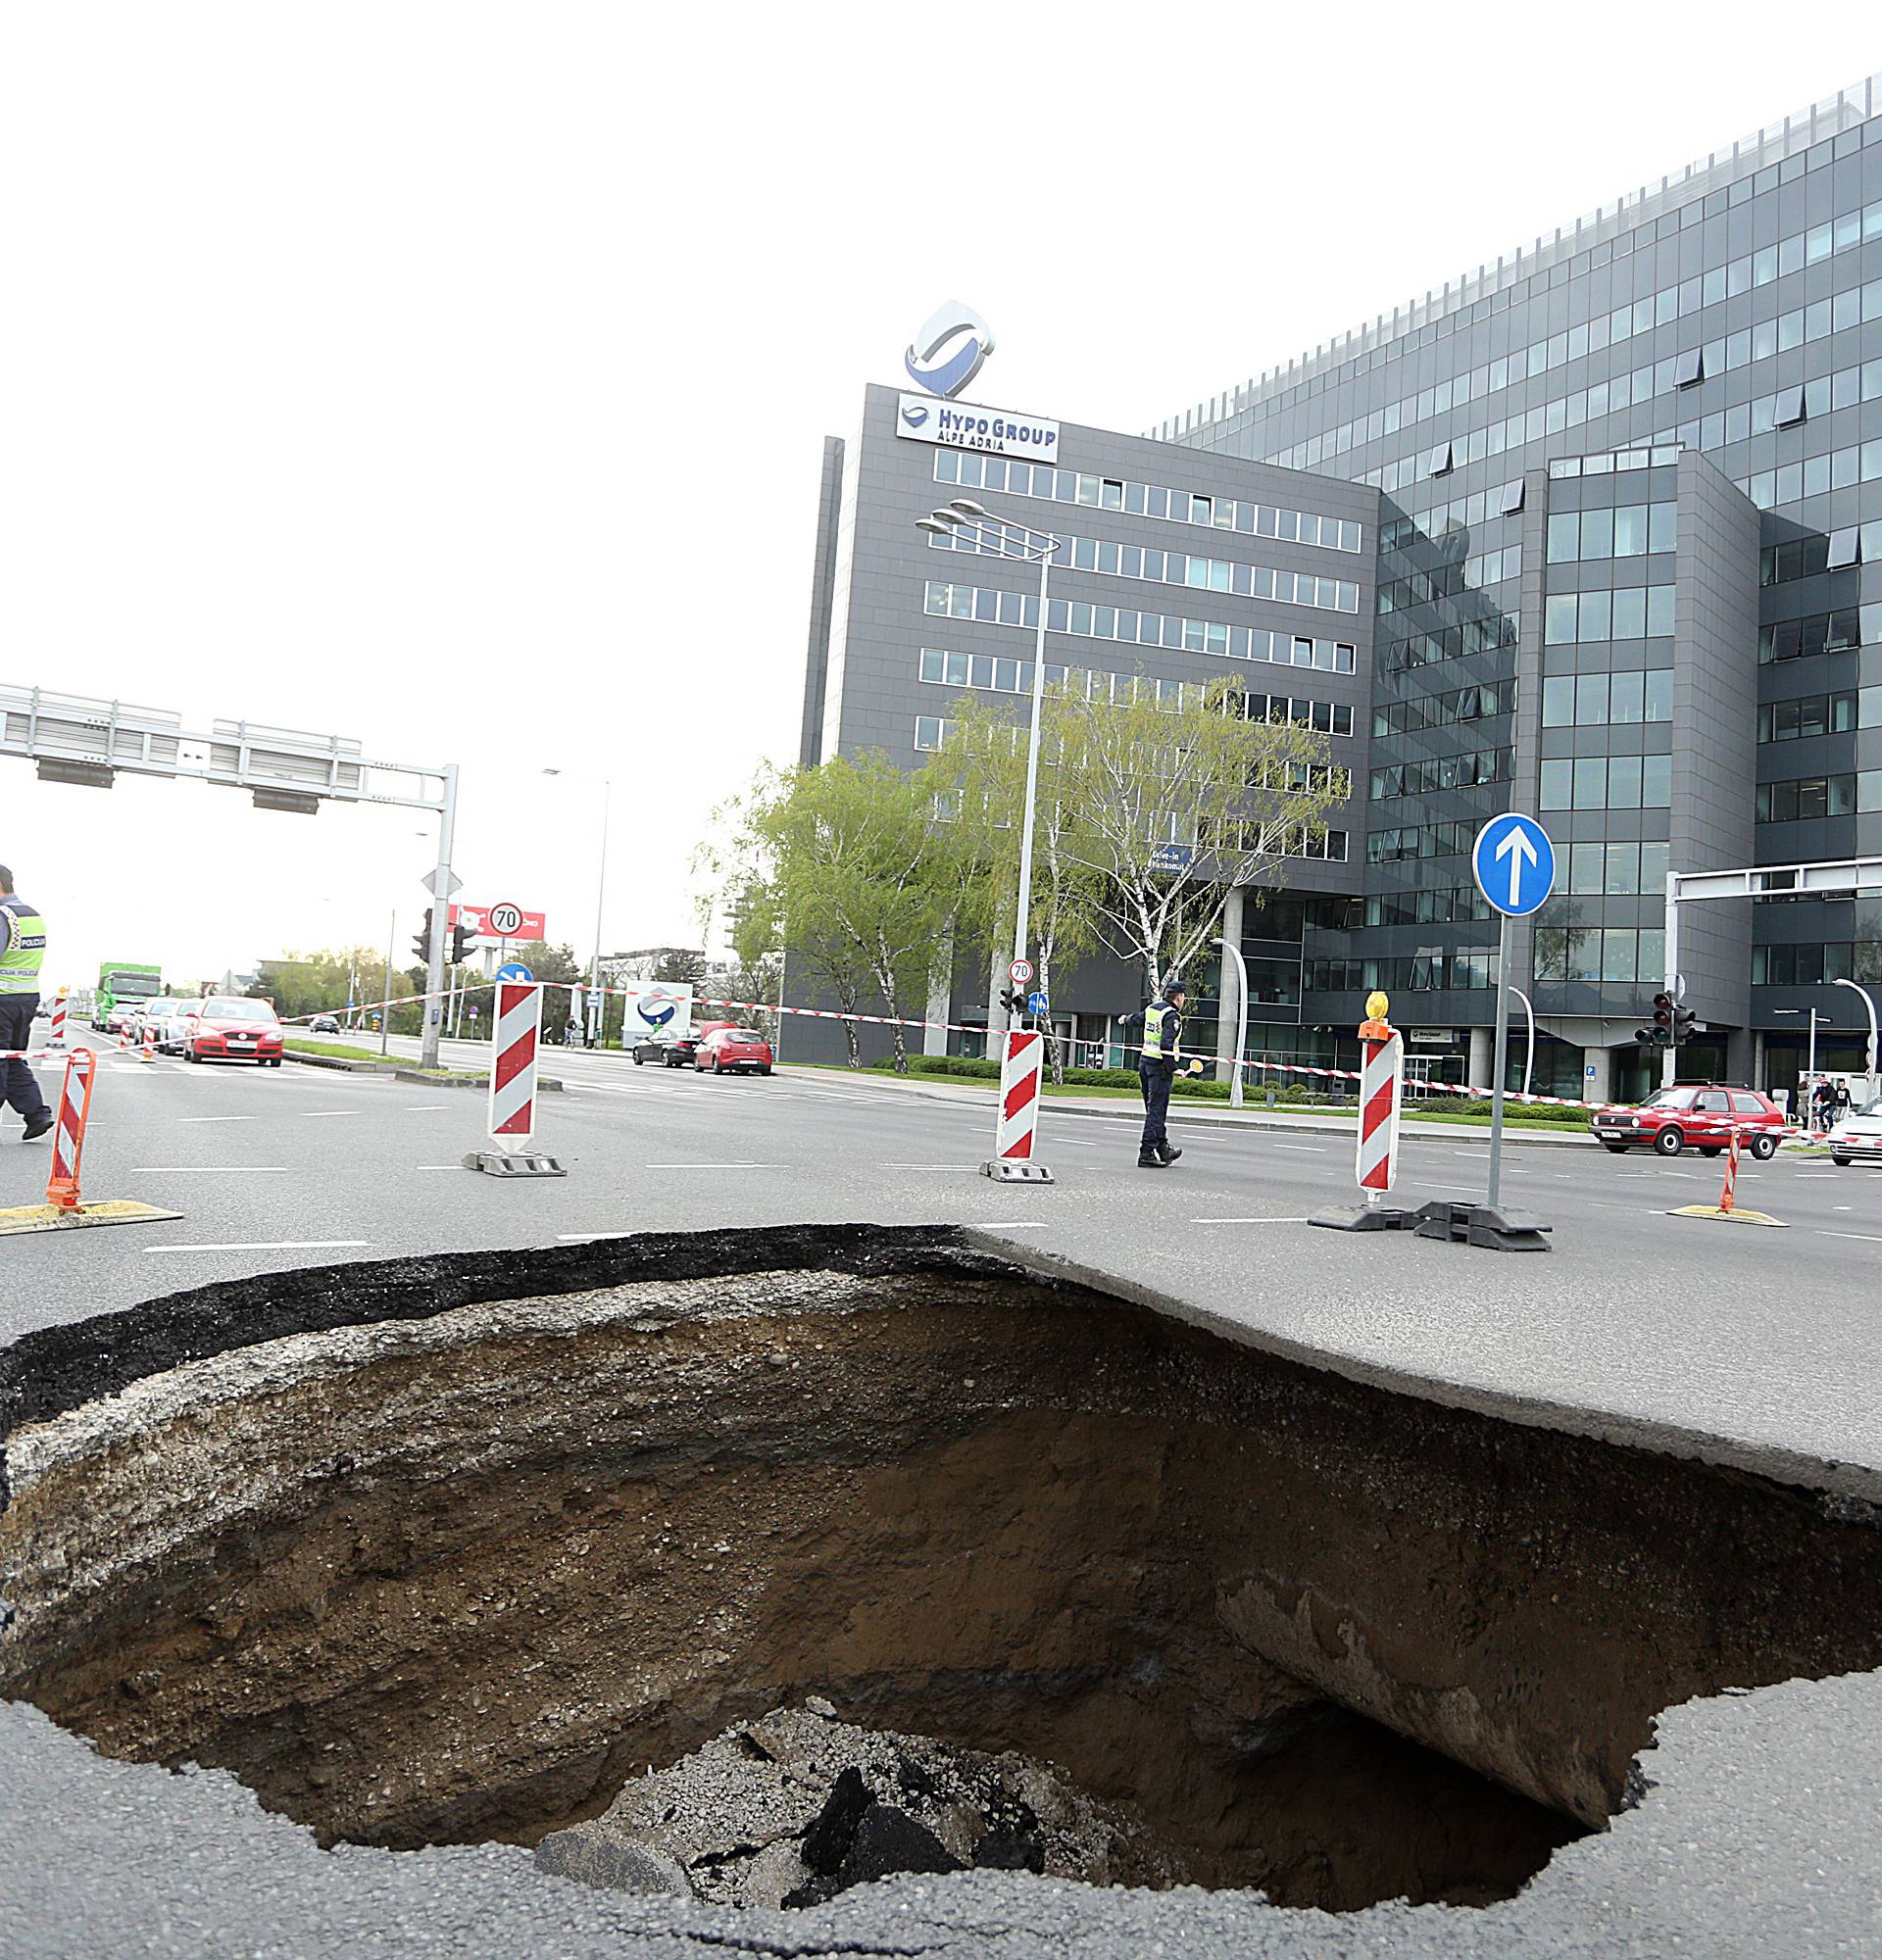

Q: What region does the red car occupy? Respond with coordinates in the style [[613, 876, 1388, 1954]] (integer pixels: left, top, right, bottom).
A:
[[179, 996, 286, 1066], [1591, 1082, 1784, 1159], [694, 1026, 773, 1076]]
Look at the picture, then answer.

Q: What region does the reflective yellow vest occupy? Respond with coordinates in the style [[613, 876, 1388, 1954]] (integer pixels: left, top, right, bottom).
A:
[[1142, 1002, 1179, 1062]]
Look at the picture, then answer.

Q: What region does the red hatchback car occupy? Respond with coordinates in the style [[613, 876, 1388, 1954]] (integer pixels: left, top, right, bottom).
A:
[[694, 1027, 773, 1076], [180, 996, 286, 1066], [1591, 1082, 1785, 1158]]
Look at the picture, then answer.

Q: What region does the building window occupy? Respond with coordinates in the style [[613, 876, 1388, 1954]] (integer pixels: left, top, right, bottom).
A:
[[1774, 385, 1807, 427], [1828, 526, 1861, 569], [1429, 441, 1454, 477], [1674, 348, 1704, 388]]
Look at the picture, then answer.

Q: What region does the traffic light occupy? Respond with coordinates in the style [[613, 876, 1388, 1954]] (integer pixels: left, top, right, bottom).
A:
[[998, 986, 1027, 1022], [1649, 992, 1676, 1046], [1671, 1003, 1697, 1046], [411, 906, 434, 964], [450, 922, 474, 964]]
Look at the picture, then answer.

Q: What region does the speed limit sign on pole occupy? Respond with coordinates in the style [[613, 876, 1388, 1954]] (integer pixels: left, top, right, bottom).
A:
[[1009, 957, 1034, 987], [488, 902, 524, 937]]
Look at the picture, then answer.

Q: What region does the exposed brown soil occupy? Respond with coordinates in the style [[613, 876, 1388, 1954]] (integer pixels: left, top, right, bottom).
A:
[[1, 1236, 1878, 1912]]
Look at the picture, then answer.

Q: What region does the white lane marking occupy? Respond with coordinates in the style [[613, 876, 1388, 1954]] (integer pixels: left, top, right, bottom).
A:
[[1191, 1215, 1311, 1225], [644, 1162, 777, 1170], [1795, 1172, 1837, 1179], [1834, 1205, 1853, 1211], [403, 1103, 449, 1112], [1820, 1231, 1882, 1245], [147, 1241, 371, 1253], [300, 1111, 356, 1120], [1271, 1144, 1326, 1153], [130, 1166, 292, 1173], [416, 1164, 465, 1171], [177, 1115, 255, 1124]]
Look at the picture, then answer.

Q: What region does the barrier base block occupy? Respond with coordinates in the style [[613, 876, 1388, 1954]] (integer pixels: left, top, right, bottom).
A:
[[980, 1158, 1055, 1184], [1668, 1203, 1788, 1229], [1413, 1199, 1553, 1252], [1309, 1201, 1419, 1232], [0, 1199, 183, 1238], [463, 1149, 567, 1179]]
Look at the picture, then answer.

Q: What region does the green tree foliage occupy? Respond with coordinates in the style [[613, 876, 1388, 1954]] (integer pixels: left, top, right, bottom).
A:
[[923, 668, 1348, 999], [697, 756, 965, 1071]]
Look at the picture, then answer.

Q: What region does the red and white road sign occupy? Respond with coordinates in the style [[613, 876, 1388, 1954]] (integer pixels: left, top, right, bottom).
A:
[[1009, 957, 1034, 986], [487, 982, 544, 1144], [450, 902, 547, 941], [46, 1049, 96, 1211], [995, 1028, 1044, 1160], [48, 994, 68, 1050], [1356, 1032, 1403, 1195]]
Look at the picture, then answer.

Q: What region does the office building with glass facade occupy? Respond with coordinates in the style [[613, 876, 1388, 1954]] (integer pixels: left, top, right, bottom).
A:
[[801, 76, 1882, 1099]]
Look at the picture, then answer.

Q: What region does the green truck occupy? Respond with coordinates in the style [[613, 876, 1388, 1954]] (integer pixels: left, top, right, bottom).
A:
[[92, 960, 163, 1031]]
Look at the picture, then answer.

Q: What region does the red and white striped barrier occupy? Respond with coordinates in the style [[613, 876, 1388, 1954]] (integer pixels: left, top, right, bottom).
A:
[[47, 994, 68, 1050], [45, 1049, 95, 1212], [1356, 1033, 1403, 1200], [465, 982, 564, 1177], [488, 982, 542, 1144], [983, 1029, 1052, 1183]]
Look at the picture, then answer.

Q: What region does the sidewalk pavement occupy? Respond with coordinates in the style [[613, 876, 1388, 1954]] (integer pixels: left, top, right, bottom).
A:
[[775, 1063, 1599, 1149]]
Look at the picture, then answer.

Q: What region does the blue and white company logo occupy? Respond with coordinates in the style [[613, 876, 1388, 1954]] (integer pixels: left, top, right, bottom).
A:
[[899, 402, 929, 427], [904, 301, 995, 399]]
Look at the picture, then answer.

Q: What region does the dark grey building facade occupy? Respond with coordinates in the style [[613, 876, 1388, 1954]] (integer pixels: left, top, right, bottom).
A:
[[801, 76, 1882, 1100]]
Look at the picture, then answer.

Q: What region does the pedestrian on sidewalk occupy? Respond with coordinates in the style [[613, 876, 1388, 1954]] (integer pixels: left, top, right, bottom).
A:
[[1122, 979, 1187, 1168], [0, 863, 55, 1143]]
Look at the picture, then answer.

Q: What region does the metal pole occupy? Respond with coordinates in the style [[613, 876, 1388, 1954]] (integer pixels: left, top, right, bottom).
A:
[[1007, 547, 1054, 1034], [1833, 977, 1879, 1097], [1661, 869, 1680, 1088], [420, 762, 459, 1071], [1511, 985, 1536, 1100], [1808, 1009, 1820, 1126], [1214, 934, 1250, 1107], [1487, 912, 1512, 1210], [590, 779, 611, 1046], [380, 909, 395, 1058]]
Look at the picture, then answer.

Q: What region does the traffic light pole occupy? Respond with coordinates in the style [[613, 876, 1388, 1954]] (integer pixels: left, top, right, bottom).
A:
[[1486, 911, 1512, 1211], [421, 763, 459, 1072]]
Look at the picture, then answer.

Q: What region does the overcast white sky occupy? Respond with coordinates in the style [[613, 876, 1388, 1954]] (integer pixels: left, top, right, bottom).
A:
[[2, 5, 1873, 992]]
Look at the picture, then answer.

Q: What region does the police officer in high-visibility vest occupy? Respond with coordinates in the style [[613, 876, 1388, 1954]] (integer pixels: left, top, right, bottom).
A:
[[0, 864, 54, 1142], [1127, 979, 1189, 1169]]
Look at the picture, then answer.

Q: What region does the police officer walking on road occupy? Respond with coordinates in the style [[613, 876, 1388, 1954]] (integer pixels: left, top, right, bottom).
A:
[[1125, 979, 1187, 1169], [0, 864, 54, 1143]]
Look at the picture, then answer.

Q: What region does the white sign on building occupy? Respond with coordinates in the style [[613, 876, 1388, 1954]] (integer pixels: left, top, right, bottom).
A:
[[894, 394, 1061, 463], [619, 983, 694, 1039]]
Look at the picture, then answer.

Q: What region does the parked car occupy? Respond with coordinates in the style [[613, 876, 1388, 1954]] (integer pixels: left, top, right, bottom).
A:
[[177, 996, 286, 1066], [1827, 1096, 1882, 1166], [634, 1033, 700, 1067], [694, 1026, 774, 1076], [1591, 1083, 1785, 1158]]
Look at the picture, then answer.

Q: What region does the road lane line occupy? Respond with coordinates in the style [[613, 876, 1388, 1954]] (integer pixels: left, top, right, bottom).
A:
[[1820, 1231, 1882, 1245], [177, 1116, 255, 1124], [1191, 1216, 1310, 1225], [1271, 1144, 1325, 1153], [403, 1103, 449, 1111], [130, 1166, 291, 1173], [300, 1111, 355, 1119], [146, 1240, 372, 1254], [644, 1162, 777, 1169]]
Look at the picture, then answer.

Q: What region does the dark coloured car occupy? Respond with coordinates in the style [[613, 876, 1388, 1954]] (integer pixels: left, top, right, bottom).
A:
[[634, 1033, 701, 1067], [1591, 1083, 1785, 1159]]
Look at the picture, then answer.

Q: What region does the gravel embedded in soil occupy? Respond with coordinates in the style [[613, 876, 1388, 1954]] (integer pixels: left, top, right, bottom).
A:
[[534, 1700, 1185, 1907]]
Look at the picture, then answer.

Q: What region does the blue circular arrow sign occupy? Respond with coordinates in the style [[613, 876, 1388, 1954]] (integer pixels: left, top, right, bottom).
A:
[[1471, 813, 1557, 918], [495, 962, 534, 983], [1026, 990, 1050, 1015]]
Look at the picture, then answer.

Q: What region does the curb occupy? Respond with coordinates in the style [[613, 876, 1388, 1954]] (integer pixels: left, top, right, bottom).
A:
[[775, 1067, 1596, 1148], [391, 1067, 564, 1093], [285, 1052, 398, 1074]]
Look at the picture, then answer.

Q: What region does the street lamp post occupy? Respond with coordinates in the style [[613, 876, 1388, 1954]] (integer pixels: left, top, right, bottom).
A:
[[916, 500, 1061, 1038], [1833, 977, 1879, 1099], [1213, 935, 1249, 1107], [1774, 1006, 1833, 1126], [544, 768, 612, 1048]]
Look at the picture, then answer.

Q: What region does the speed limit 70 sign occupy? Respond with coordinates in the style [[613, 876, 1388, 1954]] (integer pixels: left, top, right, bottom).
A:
[[487, 902, 524, 936], [1009, 957, 1034, 986], [451, 901, 547, 941]]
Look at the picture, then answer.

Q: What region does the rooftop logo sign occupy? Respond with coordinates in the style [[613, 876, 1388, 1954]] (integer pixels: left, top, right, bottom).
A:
[[904, 301, 995, 399]]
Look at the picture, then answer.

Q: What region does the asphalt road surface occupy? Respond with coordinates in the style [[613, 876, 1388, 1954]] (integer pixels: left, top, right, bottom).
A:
[[8, 1038, 1879, 1486], [6, 1039, 1882, 1957]]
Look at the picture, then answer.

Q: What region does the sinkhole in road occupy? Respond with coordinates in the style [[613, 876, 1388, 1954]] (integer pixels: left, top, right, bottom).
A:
[[2, 1224, 1879, 1913]]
